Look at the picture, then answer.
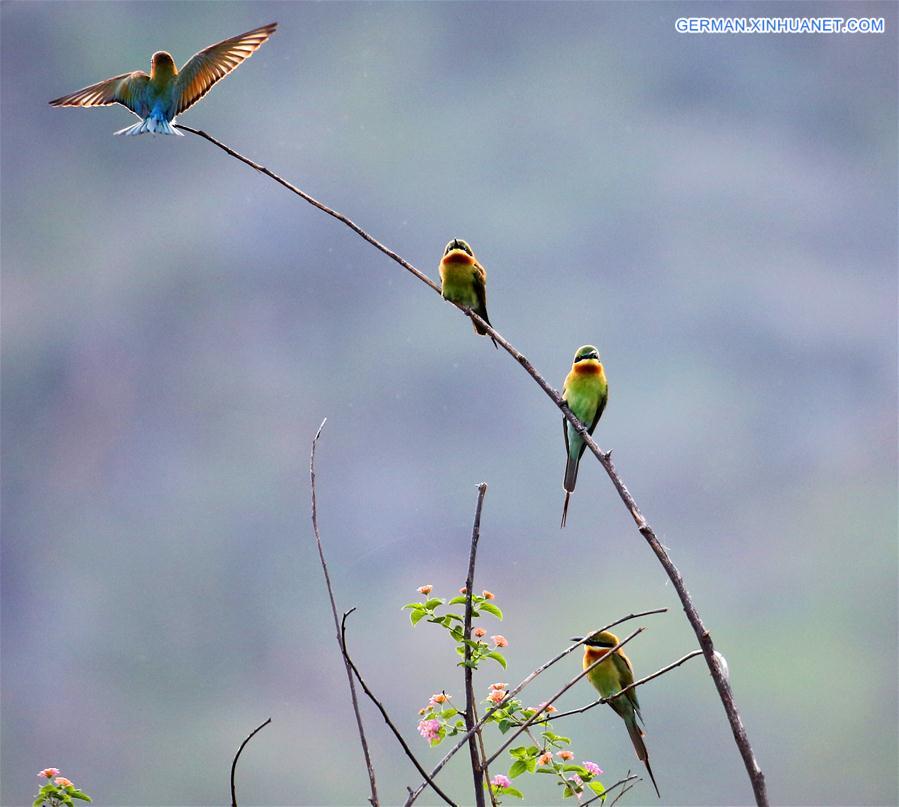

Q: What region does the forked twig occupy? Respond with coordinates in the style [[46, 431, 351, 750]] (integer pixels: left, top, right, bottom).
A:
[[341, 609, 457, 806], [310, 420, 379, 806]]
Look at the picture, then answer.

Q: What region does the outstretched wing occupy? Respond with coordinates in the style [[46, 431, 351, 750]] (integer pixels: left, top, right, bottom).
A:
[[49, 71, 148, 113], [173, 22, 277, 114]]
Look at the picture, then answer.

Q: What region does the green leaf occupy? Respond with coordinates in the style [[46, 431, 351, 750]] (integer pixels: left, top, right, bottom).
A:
[[479, 602, 504, 620], [588, 781, 606, 797], [410, 609, 427, 625], [542, 731, 571, 745], [562, 785, 573, 798], [402, 602, 424, 610], [536, 768, 559, 774], [70, 792, 92, 803], [498, 719, 511, 734], [502, 787, 524, 798], [440, 707, 458, 718], [443, 613, 464, 622], [424, 597, 445, 610], [33, 798, 46, 807], [562, 765, 588, 775], [526, 758, 537, 773], [485, 651, 507, 668], [508, 759, 528, 778], [508, 746, 530, 760], [448, 595, 468, 605]]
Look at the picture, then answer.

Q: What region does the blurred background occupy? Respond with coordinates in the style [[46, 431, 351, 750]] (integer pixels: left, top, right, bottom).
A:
[[2, 2, 896, 805]]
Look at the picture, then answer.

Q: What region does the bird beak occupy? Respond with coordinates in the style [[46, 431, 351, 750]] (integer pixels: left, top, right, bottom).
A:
[[570, 636, 583, 643], [450, 238, 462, 250]]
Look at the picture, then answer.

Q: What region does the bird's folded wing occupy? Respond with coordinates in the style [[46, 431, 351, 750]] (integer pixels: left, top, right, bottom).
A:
[[174, 22, 277, 114], [49, 71, 147, 108]]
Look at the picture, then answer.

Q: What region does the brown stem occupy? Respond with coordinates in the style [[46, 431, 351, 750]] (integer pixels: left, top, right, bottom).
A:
[[179, 124, 768, 807], [230, 717, 271, 807], [310, 420, 379, 806], [463, 483, 488, 807], [340, 609, 457, 806]]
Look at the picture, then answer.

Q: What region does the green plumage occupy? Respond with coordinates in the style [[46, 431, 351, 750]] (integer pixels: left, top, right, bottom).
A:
[[560, 345, 607, 526]]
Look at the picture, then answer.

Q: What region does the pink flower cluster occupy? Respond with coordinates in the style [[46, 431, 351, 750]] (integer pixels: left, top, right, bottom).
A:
[[417, 718, 441, 742], [491, 774, 511, 789], [583, 760, 604, 776]]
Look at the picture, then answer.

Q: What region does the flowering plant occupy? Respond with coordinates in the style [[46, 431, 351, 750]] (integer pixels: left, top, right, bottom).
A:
[[33, 769, 91, 807]]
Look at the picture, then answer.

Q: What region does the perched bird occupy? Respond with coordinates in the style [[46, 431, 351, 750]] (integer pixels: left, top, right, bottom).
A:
[[438, 239, 497, 347], [560, 345, 607, 527], [49, 22, 277, 136], [572, 630, 660, 798]]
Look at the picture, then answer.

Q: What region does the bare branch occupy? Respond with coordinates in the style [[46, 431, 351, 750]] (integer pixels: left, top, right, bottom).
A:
[[181, 125, 768, 807], [463, 483, 489, 807], [340, 609, 457, 807], [483, 628, 645, 769], [582, 773, 639, 807], [531, 649, 703, 725], [230, 717, 271, 807], [608, 779, 638, 807], [310, 420, 379, 806], [405, 609, 666, 806]]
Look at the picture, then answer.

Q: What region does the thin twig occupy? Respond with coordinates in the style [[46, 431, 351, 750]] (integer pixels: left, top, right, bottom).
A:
[[404, 609, 666, 806], [531, 649, 703, 725], [463, 483, 489, 807], [582, 773, 639, 807], [483, 628, 645, 769], [230, 717, 271, 807], [180, 124, 768, 807], [310, 420, 380, 806], [608, 779, 638, 807], [340, 609, 457, 807]]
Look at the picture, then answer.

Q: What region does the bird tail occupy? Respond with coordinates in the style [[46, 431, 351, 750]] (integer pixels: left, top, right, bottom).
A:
[[471, 310, 498, 348], [560, 453, 580, 528], [625, 715, 660, 798], [114, 117, 183, 137], [560, 490, 571, 528]]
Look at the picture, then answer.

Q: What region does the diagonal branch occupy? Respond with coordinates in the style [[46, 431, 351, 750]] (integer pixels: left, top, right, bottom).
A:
[[310, 419, 380, 806], [404, 609, 666, 806], [180, 124, 768, 807], [582, 772, 639, 807], [531, 649, 703, 725], [463, 483, 489, 807], [340, 609, 457, 806], [483, 627, 645, 769], [230, 717, 271, 807]]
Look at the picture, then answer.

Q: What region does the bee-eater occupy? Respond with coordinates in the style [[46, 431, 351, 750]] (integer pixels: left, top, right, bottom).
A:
[[560, 345, 607, 527], [572, 630, 660, 798], [49, 22, 277, 136], [438, 239, 497, 348]]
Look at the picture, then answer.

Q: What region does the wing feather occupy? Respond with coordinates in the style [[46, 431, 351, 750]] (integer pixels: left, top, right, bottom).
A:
[[49, 71, 147, 111], [173, 22, 277, 114]]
